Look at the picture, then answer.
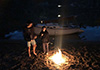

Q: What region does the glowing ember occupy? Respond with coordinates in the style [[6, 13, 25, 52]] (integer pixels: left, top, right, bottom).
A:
[[49, 49, 67, 65]]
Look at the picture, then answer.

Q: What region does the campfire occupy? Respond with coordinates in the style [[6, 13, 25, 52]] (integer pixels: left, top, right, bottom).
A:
[[30, 48, 76, 70], [48, 49, 69, 66], [43, 49, 75, 69]]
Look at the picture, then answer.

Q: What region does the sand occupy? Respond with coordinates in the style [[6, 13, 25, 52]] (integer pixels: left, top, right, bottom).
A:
[[0, 40, 100, 70]]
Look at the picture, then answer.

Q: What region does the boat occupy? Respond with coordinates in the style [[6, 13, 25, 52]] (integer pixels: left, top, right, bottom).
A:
[[34, 23, 84, 35]]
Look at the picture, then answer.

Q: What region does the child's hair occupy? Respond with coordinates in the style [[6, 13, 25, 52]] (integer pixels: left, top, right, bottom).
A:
[[26, 20, 33, 26], [42, 26, 46, 29]]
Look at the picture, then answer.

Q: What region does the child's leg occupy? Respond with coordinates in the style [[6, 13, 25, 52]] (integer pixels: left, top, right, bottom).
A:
[[43, 43, 46, 53], [46, 43, 49, 53], [28, 47, 31, 57], [27, 41, 31, 57], [33, 44, 37, 55], [31, 40, 37, 55]]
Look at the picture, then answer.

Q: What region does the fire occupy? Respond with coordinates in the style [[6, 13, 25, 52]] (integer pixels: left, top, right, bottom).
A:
[[49, 49, 67, 65]]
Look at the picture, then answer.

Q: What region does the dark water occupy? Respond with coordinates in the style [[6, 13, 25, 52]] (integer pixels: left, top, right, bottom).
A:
[[3, 26, 100, 42], [80, 26, 100, 41]]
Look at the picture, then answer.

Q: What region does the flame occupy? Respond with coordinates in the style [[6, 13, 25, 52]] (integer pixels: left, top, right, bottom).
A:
[[49, 49, 66, 65]]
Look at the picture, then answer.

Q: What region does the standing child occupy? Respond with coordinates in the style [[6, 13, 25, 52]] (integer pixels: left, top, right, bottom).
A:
[[39, 26, 49, 54], [23, 21, 37, 57]]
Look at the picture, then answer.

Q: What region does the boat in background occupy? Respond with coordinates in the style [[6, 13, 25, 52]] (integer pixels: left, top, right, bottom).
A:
[[34, 23, 84, 35]]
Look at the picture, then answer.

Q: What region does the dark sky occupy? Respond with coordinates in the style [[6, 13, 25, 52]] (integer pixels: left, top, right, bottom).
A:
[[0, 0, 100, 35], [0, 0, 100, 23]]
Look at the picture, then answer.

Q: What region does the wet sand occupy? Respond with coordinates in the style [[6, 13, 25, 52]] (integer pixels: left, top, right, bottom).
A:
[[0, 40, 100, 70]]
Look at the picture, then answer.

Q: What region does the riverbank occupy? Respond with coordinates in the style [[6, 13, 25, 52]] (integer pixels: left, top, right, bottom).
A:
[[0, 40, 100, 70]]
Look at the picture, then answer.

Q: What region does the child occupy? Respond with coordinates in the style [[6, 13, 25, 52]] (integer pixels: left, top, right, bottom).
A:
[[23, 21, 37, 57], [39, 26, 49, 54]]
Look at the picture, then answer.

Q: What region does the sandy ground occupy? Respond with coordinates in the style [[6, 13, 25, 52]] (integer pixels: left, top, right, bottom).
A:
[[0, 40, 100, 70]]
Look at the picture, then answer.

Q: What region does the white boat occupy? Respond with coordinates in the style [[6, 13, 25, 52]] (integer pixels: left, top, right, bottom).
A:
[[34, 23, 84, 35]]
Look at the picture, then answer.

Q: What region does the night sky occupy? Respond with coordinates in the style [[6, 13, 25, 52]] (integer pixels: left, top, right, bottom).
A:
[[0, 0, 100, 38]]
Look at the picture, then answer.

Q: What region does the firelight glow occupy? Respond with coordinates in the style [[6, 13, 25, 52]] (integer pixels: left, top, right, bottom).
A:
[[49, 49, 66, 65]]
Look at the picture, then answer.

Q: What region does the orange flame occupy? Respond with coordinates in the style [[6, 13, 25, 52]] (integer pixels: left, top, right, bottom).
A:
[[49, 49, 67, 65]]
